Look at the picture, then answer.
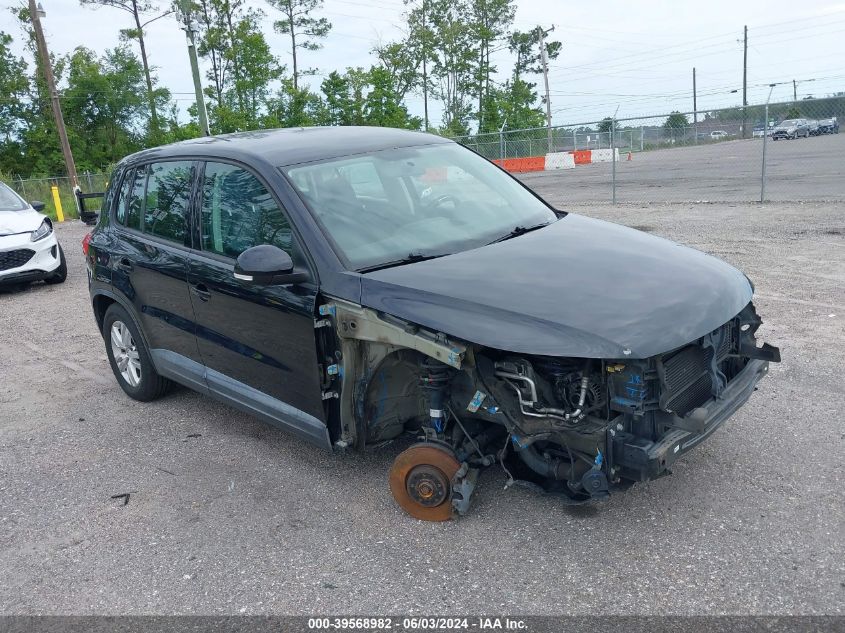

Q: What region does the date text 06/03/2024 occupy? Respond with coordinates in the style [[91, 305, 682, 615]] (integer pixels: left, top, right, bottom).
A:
[[307, 617, 528, 630]]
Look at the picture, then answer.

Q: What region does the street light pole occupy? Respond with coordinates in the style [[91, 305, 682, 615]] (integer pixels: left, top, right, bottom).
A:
[[28, 0, 78, 191], [760, 84, 776, 203]]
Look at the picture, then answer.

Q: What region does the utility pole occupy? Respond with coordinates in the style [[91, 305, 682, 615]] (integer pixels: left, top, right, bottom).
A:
[[29, 0, 78, 190], [422, 0, 429, 131], [793, 79, 797, 101], [692, 67, 697, 123], [537, 25, 555, 153], [742, 25, 748, 138], [693, 66, 697, 143], [176, 2, 210, 136]]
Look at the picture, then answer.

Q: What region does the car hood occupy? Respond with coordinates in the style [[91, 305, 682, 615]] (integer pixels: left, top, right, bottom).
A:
[[0, 209, 43, 235], [359, 214, 753, 359]]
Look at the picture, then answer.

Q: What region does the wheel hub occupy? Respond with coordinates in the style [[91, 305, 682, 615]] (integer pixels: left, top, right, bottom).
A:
[[389, 443, 461, 522], [406, 465, 449, 507]]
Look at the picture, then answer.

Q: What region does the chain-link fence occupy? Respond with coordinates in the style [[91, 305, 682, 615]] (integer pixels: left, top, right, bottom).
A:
[[7, 172, 110, 220], [454, 95, 844, 205], [7, 96, 843, 214]]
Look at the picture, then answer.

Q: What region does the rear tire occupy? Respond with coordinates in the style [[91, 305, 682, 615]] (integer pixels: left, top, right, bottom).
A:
[[103, 303, 170, 401], [44, 245, 67, 284]]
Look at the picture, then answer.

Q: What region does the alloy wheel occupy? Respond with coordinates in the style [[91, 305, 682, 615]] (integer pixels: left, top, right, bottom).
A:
[[110, 320, 142, 387]]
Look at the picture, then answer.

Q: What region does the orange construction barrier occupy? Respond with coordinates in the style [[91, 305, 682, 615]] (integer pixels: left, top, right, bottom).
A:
[[570, 150, 592, 165], [493, 156, 546, 173]]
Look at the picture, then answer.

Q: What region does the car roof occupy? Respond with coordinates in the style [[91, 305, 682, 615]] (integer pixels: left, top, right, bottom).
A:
[[120, 126, 452, 169]]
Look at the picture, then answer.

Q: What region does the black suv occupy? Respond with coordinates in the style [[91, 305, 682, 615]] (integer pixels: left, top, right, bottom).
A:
[[85, 127, 779, 521]]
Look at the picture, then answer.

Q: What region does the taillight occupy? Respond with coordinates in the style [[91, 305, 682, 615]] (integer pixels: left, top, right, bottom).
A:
[[82, 232, 92, 256]]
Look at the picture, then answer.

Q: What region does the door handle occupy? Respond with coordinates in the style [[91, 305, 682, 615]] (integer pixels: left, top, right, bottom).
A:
[[191, 283, 211, 302], [115, 258, 133, 272]]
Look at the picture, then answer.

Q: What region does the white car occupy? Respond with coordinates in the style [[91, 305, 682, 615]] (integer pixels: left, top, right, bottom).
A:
[[710, 130, 729, 139], [0, 182, 66, 288]]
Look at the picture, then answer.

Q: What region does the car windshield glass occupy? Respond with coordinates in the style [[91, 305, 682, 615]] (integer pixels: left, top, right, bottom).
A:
[[283, 143, 557, 270], [0, 183, 29, 212], [780, 120, 797, 126]]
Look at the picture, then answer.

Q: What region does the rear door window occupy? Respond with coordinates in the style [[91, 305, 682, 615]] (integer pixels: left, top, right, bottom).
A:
[[143, 161, 193, 244]]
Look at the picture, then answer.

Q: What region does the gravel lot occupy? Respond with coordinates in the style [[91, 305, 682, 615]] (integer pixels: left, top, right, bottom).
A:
[[0, 200, 843, 615], [519, 132, 845, 204]]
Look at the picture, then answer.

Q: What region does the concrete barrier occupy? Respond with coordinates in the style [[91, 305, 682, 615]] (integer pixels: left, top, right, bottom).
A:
[[590, 148, 620, 163], [545, 152, 576, 170]]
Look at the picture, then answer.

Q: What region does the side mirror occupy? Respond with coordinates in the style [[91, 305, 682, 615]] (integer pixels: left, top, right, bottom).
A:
[[31, 201, 46, 212], [234, 244, 308, 285]]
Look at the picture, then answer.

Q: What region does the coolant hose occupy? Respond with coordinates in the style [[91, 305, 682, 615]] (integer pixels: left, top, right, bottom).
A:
[[515, 443, 569, 480]]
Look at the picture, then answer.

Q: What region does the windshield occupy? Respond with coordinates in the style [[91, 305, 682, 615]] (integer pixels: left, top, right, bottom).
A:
[[283, 143, 558, 270], [0, 182, 29, 212], [780, 120, 798, 126]]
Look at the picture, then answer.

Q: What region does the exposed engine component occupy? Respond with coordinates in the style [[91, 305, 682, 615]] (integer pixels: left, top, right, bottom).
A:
[[333, 298, 779, 521], [419, 358, 453, 434], [493, 358, 603, 425]]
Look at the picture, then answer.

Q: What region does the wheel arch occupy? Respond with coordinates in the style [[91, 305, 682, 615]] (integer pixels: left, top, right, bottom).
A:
[[91, 290, 157, 371]]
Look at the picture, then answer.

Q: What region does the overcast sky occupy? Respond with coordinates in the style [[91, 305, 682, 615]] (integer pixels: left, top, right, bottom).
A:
[[3, 0, 844, 128]]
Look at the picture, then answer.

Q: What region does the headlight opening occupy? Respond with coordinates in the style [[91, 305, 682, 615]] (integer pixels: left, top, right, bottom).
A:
[[30, 219, 53, 242]]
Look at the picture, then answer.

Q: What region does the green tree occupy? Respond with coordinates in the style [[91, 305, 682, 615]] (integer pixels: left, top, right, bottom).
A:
[[193, 0, 281, 132], [79, 0, 172, 141], [427, 0, 476, 135], [229, 13, 283, 124], [480, 77, 544, 133], [364, 67, 422, 129], [373, 41, 421, 103], [269, 0, 331, 91], [0, 32, 30, 165], [664, 111, 689, 131], [6, 7, 65, 176], [61, 46, 148, 169], [597, 117, 614, 134], [786, 106, 801, 118], [264, 79, 322, 128], [508, 28, 561, 79], [320, 70, 361, 126], [466, 0, 514, 130]]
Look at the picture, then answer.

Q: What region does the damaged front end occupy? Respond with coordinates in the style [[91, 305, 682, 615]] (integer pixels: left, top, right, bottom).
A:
[[317, 298, 780, 521]]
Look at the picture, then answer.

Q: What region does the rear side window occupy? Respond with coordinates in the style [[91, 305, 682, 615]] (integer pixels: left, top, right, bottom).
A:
[[125, 168, 145, 230], [200, 162, 295, 259], [143, 161, 193, 244], [114, 169, 133, 225], [101, 167, 121, 222]]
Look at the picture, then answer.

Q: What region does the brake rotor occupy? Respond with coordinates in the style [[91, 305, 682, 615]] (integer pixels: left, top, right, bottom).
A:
[[389, 443, 461, 522]]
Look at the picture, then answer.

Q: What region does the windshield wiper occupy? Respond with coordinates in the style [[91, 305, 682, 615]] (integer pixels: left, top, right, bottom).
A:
[[358, 251, 451, 273], [485, 221, 553, 246]]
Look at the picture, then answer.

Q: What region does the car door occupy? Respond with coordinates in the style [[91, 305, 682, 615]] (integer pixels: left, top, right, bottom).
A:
[[110, 161, 205, 390], [186, 160, 327, 433]]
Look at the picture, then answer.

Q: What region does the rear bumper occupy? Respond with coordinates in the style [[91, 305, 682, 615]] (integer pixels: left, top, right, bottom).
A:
[[611, 358, 769, 481]]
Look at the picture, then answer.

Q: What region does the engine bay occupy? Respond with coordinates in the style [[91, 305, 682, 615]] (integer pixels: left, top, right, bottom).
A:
[[318, 298, 780, 520]]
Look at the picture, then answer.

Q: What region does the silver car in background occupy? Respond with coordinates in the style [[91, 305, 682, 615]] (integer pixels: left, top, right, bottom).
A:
[[771, 119, 810, 140]]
